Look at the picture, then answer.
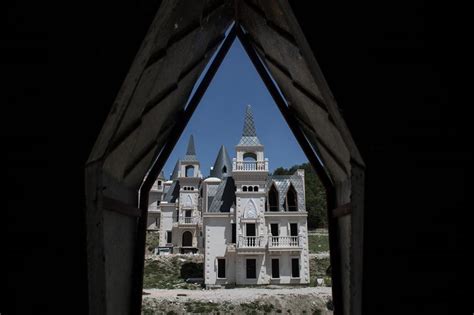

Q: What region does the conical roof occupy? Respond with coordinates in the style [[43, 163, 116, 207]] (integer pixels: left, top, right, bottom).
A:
[[171, 160, 179, 180], [237, 105, 261, 146], [182, 134, 198, 161], [210, 145, 232, 179]]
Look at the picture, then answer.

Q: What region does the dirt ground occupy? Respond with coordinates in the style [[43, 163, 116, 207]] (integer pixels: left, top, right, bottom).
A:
[[142, 287, 333, 314]]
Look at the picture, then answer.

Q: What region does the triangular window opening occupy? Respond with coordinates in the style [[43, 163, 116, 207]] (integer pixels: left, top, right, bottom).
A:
[[140, 22, 330, 312]]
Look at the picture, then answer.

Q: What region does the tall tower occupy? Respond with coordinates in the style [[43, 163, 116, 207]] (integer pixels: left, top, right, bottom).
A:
[[174, 135, 202, 253], [233, 105, 269, 271]]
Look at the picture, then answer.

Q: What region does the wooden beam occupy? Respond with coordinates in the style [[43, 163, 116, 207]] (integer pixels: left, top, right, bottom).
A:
[[332, 203, 352, 218], [131, 24, 238, 315], [102, 196, 141, 217]]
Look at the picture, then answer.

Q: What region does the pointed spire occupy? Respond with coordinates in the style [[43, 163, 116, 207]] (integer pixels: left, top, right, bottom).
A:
[[238, 105, 261, 146], [171, 160, 179, 180], [182, 134, 198, 161], [210, 145, 233, 179], [158, 170, 165, 179], [186, 134, 196, 155]]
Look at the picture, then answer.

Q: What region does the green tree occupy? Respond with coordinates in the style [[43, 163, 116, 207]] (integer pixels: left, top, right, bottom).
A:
[[271, 163, 327, 229]]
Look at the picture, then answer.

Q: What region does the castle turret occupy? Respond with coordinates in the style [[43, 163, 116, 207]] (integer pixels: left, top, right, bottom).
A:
[[232, 105, 268, 177], [210, 145, 232, 179]]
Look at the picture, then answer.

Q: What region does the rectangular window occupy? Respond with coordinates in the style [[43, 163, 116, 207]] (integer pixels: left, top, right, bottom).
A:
[[271, 259, 280, 279], [270, 223, 279, 236], [291, 258, 300, 278], [246, 223, 256, 236], [217, 259, 226, 279], [290, 223, 298, 236], [246, 259, 257, 279], [231, 223, 236, 243], [166, 231, 172, 244]]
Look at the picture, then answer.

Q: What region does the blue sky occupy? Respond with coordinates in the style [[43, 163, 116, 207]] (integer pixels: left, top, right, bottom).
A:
[[161, 38, 308, 179]]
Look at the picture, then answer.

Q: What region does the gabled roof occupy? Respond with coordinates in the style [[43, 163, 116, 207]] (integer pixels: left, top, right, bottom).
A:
[[267, 171, 305, 211], [210, 145, 232, 179], [208, 177, 236, 213], [163, 180, 180, 203], [237, 104, 261, 146]]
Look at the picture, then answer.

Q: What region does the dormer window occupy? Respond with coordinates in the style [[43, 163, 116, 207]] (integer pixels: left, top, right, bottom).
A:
[[222, 166, 227, 174], [269, 184, 279, 211], [287, 184, 298, 211]]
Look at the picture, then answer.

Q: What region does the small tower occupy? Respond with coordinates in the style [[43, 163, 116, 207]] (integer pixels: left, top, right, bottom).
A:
[[174, 134, 202, 254], [178, 135, 201, 179], [232, 104, 268, 177]]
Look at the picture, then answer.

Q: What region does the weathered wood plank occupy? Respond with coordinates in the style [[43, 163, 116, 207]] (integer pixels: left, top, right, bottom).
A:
[[239, 1, 325, 104], [275, 0, 365, 168], [87, 1, 178, 164]]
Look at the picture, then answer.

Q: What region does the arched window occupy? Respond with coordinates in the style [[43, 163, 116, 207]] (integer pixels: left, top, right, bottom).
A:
[[222, 166, 227, 174], [185, 165, 194, 177], [287, 185, 298, 211], [248, 186, 253, 192], [253, 186, 259, 192], [243, 152, 257, 162], [269, 185, 279, 211], [182, 231, 193, 247], [242, 186, 247, 192], [191, 187, 194, 191]]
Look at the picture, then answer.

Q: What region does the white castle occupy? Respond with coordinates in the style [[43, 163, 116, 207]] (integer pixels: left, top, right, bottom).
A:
[[147, 105, 310, 287]]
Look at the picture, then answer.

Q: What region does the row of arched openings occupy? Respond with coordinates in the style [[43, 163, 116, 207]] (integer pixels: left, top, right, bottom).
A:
[[242, 185, 259, 192]]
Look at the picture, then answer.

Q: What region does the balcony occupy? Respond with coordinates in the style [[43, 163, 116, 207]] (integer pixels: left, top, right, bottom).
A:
[[233, 160, 268, 172], [236, 236, 266, 254], [268, 236, 303, 251], [174, 216, 200, 226]]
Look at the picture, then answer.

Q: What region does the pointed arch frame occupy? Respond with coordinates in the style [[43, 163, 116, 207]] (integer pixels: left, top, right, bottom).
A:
[[85, 2, 365, 314]]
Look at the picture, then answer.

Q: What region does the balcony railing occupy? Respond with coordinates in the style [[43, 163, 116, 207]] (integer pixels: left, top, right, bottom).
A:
[[177, 217, 199, 224], [268, 236, 301, 248], [233, 160, 268, 172], [238, 236, 265, 248]]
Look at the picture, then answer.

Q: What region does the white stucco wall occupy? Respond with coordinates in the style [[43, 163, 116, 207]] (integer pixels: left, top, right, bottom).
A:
[[204, 215, 235, 286], [159, 203, 175, 246]]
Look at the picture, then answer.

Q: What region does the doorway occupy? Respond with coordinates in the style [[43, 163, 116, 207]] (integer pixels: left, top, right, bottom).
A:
[[182, 231, 193, 247]]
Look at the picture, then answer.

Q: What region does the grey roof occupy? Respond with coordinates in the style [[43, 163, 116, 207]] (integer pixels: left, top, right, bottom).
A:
[[171, 160, 179, 180], [163, 181, 180, 203], [182, 134, 198, 162], [208, 177, 236, 213], [210, 145, 232, 179], [238, 105, 262, 146], [266, 171, 305, 211], [158, 170, 165, 180], [206, 184, 219, 209]]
